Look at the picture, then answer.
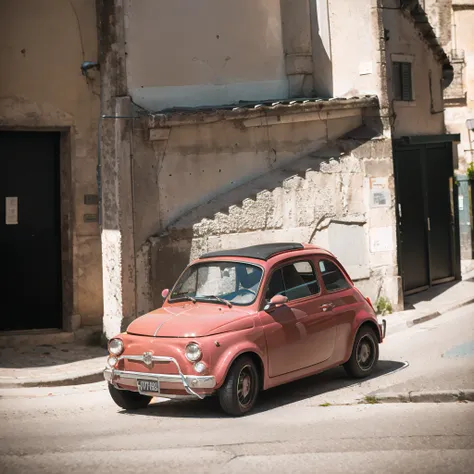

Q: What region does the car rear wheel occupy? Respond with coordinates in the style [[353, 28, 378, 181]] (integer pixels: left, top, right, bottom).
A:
[[108, 383, 152, 410], [344, 326, 379, 378], [218, 356, 259, 416]]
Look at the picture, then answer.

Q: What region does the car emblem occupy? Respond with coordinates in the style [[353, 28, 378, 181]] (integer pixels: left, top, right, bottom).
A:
[[142, 351, 154, 367]]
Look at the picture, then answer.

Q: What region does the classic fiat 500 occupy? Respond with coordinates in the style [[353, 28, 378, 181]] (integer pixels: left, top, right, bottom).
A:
[[104, 243, 386, 416]]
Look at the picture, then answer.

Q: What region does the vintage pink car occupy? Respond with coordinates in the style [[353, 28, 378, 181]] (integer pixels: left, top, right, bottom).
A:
[[104, 243, 386, 416]]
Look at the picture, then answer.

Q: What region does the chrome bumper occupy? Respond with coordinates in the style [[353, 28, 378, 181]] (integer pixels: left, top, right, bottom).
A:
[[104, 354, 216, 400], [379, 318, 387, 339]]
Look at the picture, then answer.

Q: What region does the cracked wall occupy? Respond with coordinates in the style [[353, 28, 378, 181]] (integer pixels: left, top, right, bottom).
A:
[[134, 124, 401, 315]]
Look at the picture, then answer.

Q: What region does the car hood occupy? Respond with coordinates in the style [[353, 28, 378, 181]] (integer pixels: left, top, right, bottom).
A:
[[126, 303, 256, 337]]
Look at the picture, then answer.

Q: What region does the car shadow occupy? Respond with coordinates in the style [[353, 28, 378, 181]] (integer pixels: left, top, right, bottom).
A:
[[119, 359, 406, 419]]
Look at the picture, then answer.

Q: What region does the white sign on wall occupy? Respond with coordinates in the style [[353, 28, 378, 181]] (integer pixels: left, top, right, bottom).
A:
[[5, 197, 18, 225], [369, 177, 390, 208], [370, 226, 393, 253]]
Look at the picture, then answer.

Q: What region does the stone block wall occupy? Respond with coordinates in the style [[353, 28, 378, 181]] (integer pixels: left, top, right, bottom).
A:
[[137, 136, 402, 315]]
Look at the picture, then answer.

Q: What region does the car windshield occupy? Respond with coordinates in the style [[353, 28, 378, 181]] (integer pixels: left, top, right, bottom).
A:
[[169, 261, 263, 306]]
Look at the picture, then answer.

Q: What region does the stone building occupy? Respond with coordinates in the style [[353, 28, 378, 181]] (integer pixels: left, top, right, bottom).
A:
[[0, 0, 102, 339], [0, 1, 461, 341], [424, 0, 474, 172]]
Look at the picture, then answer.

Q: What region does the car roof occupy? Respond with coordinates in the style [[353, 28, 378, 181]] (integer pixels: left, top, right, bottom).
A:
[[199, 243, 332, 262]]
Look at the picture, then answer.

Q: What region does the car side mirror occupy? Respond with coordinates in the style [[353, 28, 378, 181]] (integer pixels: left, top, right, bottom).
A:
[[161, 288, 169, 299], [264, 294, 288, 311]]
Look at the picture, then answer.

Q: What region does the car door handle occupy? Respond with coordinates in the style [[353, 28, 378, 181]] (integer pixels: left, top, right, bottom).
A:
[[320, 303, 335, 312]]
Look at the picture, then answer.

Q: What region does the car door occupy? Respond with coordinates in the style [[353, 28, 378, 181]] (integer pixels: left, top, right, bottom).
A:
[[259, 258, 337, 378], [316, 257, 359, 362]]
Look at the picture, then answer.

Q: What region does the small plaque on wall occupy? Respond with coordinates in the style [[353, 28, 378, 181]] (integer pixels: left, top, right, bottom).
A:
[[369, 177, 390, 208], [5, 197, 18, 225], [83, 214, 98, 223], [84, 194, 99, 205]]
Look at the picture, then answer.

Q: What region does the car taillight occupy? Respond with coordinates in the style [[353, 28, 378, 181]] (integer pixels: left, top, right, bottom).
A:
[[366, 296, 374, 309]]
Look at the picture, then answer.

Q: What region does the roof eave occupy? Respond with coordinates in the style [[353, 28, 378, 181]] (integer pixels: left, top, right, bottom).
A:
[[400, 0, 452, 70], [147, 95, 379, 129]]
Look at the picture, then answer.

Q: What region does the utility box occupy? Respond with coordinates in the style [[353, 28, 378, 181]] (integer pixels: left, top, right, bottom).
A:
[[458, 176, 473, 260]]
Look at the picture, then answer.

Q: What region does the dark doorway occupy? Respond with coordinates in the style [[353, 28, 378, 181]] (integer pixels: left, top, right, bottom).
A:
[[0, 131, 62, 331], [394, 140, 459, 295], [395, 148, 430, 293]]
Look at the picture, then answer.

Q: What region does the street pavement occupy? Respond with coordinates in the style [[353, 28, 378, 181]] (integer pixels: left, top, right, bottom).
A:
[[0, 303, 473, 473]]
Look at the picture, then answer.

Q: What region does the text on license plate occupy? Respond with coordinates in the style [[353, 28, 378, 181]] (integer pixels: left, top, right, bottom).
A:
[[137, 379, 160, 394]]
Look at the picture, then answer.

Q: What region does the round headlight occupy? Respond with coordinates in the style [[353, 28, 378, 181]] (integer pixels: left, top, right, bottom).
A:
[[108, 338, 124, 356], [185, 342, 202, 362], [107, 356, 118, 368]]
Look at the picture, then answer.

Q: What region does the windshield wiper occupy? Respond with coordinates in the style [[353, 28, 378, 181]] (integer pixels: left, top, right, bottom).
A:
[[200, 295, 232, 308], [174, 294, 196, 303]]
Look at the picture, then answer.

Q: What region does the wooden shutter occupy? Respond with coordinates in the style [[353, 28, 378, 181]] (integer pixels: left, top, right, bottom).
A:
[[401, 62, 413, 101], [393, 62, 401, 100]]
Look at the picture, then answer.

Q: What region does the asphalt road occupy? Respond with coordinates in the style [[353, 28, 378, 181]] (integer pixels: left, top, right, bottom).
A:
[[1, 303, 473, 473]]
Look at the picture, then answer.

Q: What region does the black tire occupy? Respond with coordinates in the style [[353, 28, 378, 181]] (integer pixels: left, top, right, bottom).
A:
[[218, 356, 260, 416], [344, 326, 379, 378], [108, 383, 152, 410]]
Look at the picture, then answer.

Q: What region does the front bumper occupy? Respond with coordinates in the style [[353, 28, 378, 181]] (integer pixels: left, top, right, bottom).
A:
[[104, 354, 216, 400], [378, 318, 387, 339]]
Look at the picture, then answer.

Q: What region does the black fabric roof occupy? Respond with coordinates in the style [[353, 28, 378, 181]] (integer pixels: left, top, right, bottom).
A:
[[199, 243, 304, 261]]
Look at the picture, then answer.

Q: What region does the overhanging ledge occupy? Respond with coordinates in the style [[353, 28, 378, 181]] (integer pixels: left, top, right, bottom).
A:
[[147, 95, 379, 131], [394, 134, 461, 147]]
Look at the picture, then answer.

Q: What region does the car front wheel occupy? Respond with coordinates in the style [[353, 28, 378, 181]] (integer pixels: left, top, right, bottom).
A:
[[108, 383, 152, 410], [218, 356, 259, 416], [344, 326, 379, 378]]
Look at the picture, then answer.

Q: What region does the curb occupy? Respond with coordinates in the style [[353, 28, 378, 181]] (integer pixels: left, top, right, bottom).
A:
[[368, 389, 474, 404], [0, 369, 104, 389], [396, 297, 474, 330]]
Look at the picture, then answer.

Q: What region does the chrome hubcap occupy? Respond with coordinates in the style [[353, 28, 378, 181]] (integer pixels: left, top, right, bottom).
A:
[[359, 343, 371, 363], [356, 336, 375, 370], [237, 365, 254, 407]]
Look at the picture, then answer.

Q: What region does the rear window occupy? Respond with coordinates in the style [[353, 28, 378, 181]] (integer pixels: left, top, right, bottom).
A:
[[319, 259, 350, 292]]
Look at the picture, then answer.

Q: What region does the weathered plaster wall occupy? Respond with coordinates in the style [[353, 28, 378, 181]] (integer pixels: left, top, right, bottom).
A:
[[383, 3, 446, 137], [131, 102, 401, 316], [327, 0, 381, 97], [424, 0, 453, 47], [445, 3, 474, 169], [140, 136, 401, 314], [123, 0, 288, 110], [0, 0, 102, 328], [133, 111, 364, 250]]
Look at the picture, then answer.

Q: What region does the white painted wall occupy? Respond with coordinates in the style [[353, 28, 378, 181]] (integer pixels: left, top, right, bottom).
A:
[[384, 8, 445, 137], [327, 0, 380, 97], [124, 0, 288, 110]]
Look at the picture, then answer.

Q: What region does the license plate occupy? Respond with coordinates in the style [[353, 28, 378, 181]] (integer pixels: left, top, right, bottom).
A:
[[137, 379, 160, 394]]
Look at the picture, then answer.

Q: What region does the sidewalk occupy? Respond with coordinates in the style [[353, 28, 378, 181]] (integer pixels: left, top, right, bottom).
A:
[[383, 270, 474, 335], [0, 343, 107, 388], [1, 271, 473, 389]]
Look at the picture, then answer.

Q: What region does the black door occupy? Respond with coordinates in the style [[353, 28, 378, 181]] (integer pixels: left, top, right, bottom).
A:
[[426, 145, 454, 283], [0, 132, 62, 331], [395, 148, 430, 293], [394, 142, 456, 295]]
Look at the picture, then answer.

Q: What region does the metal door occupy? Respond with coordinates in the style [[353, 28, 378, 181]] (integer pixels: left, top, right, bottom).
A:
[[0, 132, 62, 331], [394, 142, 457, 295], [394, 148, 430, 293], [426, 145, 455, 283]]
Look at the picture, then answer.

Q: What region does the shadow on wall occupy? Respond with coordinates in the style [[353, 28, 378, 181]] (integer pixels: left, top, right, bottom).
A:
[[142, 123, 388, 311]]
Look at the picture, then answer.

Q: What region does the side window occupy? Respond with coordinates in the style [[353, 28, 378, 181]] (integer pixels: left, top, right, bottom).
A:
[[265, 269, 285, 301], [319, 259, 350, 292], [266, 261, 320, 302]]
